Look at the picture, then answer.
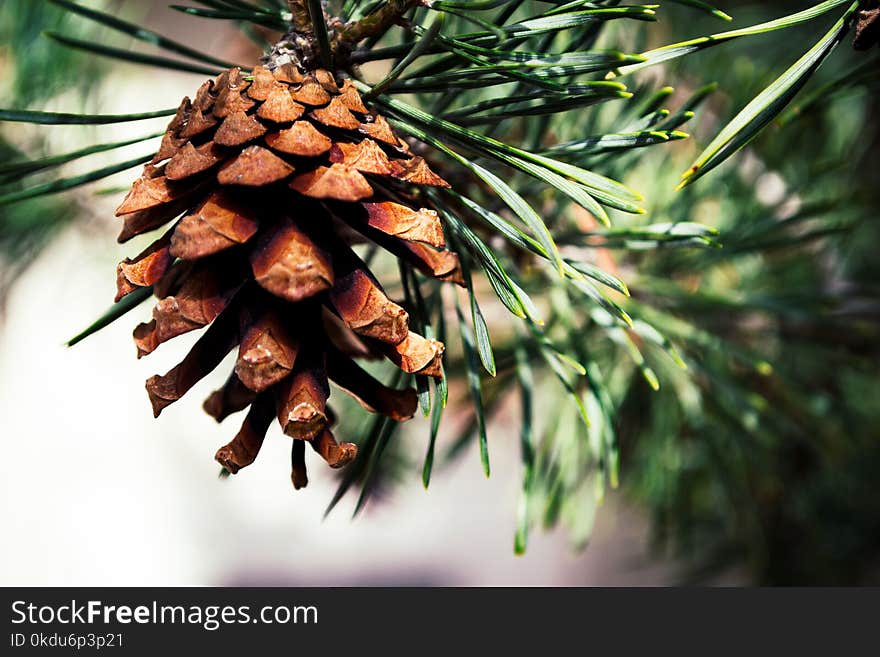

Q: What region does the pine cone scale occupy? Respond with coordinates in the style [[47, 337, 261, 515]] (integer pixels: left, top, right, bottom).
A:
[[265, 122, 332, 157], [168, 192, 259, 260], [214, 110, 268, 147]]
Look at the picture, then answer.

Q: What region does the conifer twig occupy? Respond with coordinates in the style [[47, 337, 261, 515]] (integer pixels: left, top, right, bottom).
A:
[[287, 0, 313, 33], [335, 0, 425, 50], [287, 0, 422, 67]]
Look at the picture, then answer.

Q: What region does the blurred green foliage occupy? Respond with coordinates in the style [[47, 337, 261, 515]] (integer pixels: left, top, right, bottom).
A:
[[427, 2, 880, 583], [613, 4, 880, 584], [0, 0, 103, 293]]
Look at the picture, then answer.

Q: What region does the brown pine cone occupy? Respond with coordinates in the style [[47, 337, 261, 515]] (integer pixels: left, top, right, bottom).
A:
[[114, 64, 462, 489]]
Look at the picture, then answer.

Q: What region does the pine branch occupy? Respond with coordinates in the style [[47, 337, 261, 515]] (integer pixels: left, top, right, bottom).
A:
[[3, 0, 879, 579]]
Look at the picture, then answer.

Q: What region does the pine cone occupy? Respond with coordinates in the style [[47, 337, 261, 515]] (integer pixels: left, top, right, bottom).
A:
[[114, 64, 462, 489]]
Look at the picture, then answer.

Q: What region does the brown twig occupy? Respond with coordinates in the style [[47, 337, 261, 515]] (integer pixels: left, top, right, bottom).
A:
[[283, 0, 425, 70], [287, 0, 313, 34], [336, 0, 423, 45]]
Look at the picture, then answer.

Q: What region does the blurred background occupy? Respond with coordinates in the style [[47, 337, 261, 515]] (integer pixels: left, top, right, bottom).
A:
[[1, 1, 878, 585]]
